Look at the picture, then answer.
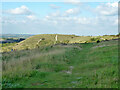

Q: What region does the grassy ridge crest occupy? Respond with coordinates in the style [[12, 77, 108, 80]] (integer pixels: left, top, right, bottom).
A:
[[1, 34, 119, 52]]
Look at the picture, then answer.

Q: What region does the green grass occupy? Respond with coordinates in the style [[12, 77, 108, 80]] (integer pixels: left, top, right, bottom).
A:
[[0, 60, 2, 89], [2, 39, 118, 88]]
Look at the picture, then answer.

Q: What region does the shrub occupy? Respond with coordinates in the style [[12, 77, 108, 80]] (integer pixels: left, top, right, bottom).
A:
[[56, 41, 61, 44], [41, 38, 45, 40], [63, 40, 69, 44], [90, 37, 101, 42], [90, 38, 96, 41], [25, 46, 29, 50], [116, 33, 120, 37]]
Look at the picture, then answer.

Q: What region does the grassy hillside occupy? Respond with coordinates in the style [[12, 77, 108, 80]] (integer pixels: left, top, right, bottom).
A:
[[1, 34, 119, 52], [2, 39, 118, 88]]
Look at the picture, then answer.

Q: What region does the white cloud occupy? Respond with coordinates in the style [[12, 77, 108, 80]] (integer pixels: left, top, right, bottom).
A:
[[113, 18, 118, 25], [6, 5, 32, 15], [44, 11, 60, 21], [3, 15, 118, 35], [45, 15, 51, 19], [2, 16, 27, 24], [50, 4, 60, 9], [26, 15, 36, 20], [61, 8, 81, 16], [64, 0, 81, 5], [46, 8, 80, 19], [65, 8, 80, 15], [107, 2, 118, 7], [0, 17, 2, 22], [50, 11, 60, 17], [76, 17, 91, 24], [95, 2, 118, 16]]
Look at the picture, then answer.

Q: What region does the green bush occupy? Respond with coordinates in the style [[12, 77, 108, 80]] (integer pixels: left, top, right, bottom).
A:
[[90, 37, 101, 42]]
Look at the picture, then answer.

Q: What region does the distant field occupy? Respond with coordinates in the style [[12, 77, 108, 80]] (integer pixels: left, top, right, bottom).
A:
[[1, 34, 33, 39], [2, 39, 118, 88]]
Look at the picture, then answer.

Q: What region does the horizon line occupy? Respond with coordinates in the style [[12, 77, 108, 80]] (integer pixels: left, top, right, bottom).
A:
[[0, 33, 119, 36]]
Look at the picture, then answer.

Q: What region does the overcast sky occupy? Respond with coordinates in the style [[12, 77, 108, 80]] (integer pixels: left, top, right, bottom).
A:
[[1, 1, 119, 36]]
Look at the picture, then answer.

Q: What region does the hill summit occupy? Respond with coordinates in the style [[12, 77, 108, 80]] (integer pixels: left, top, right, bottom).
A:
[[2, 34, 119, 52]]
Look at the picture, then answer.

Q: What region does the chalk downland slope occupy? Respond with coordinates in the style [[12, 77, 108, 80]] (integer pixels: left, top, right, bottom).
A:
[[12, 34, 118, 51]]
